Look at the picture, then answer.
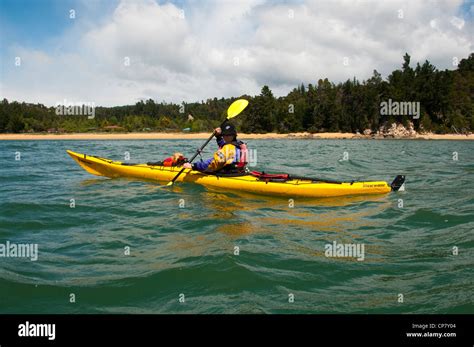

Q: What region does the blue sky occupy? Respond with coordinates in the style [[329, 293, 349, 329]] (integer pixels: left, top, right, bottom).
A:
[[1, 0, 76, 47], [0, 0, 472, 106], [0, 0, 119, 49]]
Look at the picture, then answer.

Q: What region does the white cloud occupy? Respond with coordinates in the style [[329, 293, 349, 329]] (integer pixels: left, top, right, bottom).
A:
[[450, 16, 465, 30], [1, 0, 472, 106]]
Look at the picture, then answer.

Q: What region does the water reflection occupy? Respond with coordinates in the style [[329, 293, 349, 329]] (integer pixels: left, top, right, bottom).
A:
[[200, 187, 392, 237]]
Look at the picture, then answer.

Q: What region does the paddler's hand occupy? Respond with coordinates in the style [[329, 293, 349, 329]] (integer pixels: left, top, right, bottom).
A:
[[215, 127, 222, 135], [183, 163, 192, 169]]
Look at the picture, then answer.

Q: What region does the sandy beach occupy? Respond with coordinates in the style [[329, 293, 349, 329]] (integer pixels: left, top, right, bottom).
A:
[[0, 132, 472, 140]]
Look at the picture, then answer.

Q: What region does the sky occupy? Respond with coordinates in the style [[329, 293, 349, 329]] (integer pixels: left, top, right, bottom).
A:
[[0, 0, 472, 106]]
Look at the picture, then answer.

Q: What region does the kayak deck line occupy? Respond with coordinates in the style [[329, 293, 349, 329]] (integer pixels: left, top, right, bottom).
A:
[[67, 150, 404, 198], [82, 152, 344, 184], [77, 155, 337, 186]]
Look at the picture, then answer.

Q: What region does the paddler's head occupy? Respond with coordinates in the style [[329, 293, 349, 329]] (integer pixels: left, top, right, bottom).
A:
[[221, 123, 237, 144]]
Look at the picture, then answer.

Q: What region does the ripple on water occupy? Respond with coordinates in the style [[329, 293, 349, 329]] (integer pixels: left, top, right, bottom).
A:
[[0, 139, 472, 313]]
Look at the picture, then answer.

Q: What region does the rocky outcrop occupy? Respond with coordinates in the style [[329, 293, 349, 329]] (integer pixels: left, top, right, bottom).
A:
[[377, 122, 417, 138], [363, 128, 372, 135]]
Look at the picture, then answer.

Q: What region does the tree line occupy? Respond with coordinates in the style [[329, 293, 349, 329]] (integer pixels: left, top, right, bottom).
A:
[[0, 53, 472, 134]]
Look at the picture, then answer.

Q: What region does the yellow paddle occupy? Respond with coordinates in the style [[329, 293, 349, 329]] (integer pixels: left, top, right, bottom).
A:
[[166, 99, 249, 186]]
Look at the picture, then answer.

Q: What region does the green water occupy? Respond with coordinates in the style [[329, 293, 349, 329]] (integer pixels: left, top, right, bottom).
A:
[[0, 139, 473, 313]]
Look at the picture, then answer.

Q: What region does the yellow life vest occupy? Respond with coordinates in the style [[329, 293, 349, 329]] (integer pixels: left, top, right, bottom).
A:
[[207, 144, 236, 171]]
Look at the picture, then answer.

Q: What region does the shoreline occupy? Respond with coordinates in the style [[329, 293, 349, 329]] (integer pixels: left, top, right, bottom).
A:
[[0, 132, 472, 141]]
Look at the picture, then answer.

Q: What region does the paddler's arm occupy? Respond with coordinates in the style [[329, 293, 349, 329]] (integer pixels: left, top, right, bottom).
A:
[[215, 127, 225, 147], [182, 145, 236, 172], [183, 158, 211, 171]]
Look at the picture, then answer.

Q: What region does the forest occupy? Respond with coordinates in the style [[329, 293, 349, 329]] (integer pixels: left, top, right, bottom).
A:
[[0, 53, 472, 134]]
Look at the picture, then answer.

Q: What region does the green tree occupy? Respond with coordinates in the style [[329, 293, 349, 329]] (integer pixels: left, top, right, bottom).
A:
[[243, 86, 276, 133]]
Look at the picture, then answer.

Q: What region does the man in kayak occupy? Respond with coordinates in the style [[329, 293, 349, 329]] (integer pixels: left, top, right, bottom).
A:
[[182, 123, 248, 173]]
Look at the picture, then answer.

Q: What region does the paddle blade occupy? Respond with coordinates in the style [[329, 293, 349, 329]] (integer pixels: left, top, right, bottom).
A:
[[166, 181, 174, 186], [227, 99, 249, 119]]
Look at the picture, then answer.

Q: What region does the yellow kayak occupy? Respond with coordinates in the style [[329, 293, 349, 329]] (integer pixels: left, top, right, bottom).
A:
[[67, 150, 405, 198]]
